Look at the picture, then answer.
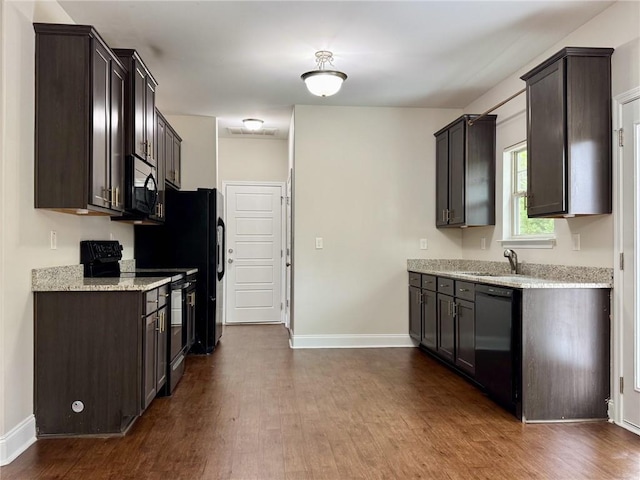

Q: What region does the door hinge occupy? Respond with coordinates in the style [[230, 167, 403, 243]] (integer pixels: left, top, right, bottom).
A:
[[280, 302, 283, 311], [620, 252, 624, 270], [620, 376, 624, 394], [281, 249, 283, 258], [618, 128, 624, 147], [286, 299, 289, 308], [281, 196, 284, 205], [287, 196, 291, 205]]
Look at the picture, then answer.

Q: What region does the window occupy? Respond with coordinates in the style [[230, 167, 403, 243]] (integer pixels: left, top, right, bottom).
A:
[[502, 143, 555, 248]]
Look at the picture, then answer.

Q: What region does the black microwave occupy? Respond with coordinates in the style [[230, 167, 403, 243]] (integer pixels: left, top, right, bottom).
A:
[[124, 156, 158, 216]]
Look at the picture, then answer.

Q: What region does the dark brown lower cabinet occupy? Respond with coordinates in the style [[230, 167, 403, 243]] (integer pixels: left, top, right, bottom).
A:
[[408, 285, 422, 341], [421, 289, 437, 351], [454, 299, 475, 375], [34, 291, 141, 436], [437, 294, 455, 362], [35, 284, 170, 436]]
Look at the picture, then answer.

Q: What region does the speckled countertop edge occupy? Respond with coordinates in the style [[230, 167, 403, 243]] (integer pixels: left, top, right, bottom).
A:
[[32, 261, 172, 292], [407, 259, 613, 289]]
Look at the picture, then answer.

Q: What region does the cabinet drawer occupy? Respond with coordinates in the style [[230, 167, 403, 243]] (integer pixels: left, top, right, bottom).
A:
[[437, 277, 454, 295], [455, 281, 475, 301], [145, 289, 159, 313], [422, 275, 437, 291], [409, 272, 422, 288], [158, 284, 169, 309]]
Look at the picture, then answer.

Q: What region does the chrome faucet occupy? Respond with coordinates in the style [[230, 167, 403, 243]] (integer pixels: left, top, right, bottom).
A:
[[503, 249, 519, 274]]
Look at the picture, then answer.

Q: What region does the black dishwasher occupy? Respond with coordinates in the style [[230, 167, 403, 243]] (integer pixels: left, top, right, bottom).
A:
[[475, 284, 521, 418]]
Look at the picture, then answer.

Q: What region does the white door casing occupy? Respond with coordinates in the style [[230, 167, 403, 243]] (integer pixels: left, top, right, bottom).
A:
[[619, 94, 640, 432], [224, 182, 285, 324], [285, 171, 292, 330]]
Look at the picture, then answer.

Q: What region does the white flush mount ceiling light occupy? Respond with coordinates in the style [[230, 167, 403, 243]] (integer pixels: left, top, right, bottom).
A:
[[242, 118, 264, 131], [301, 50, 348, 97]]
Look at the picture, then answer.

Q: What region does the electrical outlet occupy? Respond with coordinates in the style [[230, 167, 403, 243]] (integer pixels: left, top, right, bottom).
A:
[[315, 237, 323, 249], [50, 230, 57, 250], [572, 234, 581, 251], [419, 238, 428, 250], [110, 232, 115, 240], [481, 237, 487, 250]]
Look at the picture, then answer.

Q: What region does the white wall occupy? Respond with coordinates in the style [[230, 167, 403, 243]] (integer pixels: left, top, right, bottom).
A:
[[218, 137, 288, 186], [163, 114, 217, 190], [292, 105, 462, 340], [0, 0, 135, 464], [461, 0, 640, 268]]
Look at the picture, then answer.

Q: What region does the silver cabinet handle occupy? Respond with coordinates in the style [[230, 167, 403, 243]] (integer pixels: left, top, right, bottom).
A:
[[459, 288, 469, 292]]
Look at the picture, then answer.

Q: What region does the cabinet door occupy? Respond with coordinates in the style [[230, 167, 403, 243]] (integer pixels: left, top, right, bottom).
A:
[[455, 299, 475, 376], [156, 306, 167, 393], [437, 294, 455, 362], [145, 79, 156, 168], [143, 313, 157, 410], [527, 59, 566, 217], [110, 60, 126, 212], [173, 136, 181, 189], [187, 288, 196, 349], [166, 128, 175, 185], [421, 289, 437, 351], [133, 64, 147, 161], [409, 286, 422, 341], [154, 114, 166, 220], [448, 120, 466, 225], [91, 42, 110, 210], [435, 131, 449, 226]]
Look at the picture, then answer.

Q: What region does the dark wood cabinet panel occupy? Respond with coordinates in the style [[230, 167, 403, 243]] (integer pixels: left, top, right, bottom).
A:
[[521, 288, 610, 421], [455, 299, 475, 376], [434, 114, 496, 227], [156, 306, 168, 393], [143, 312, 158, 410], [34, 291, 141, 436], [173, 135, 182, 188], [421, 289, 437, 351], [435, 132, 449, 227], [153, 111, 166, 221], [408, 285, 422, 341], [34, 24, 125, 215], [113, 49, 158, 168], [157, 109, 182, 191], [521, 47, 613, 217], [437, 294, 455, 362]]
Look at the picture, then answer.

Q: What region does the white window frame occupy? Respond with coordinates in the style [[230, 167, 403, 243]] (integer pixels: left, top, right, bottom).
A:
[[500, 142, 556, 249]]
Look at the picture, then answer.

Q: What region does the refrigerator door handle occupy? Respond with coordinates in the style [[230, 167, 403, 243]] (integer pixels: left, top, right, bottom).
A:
[[217, 218, 226, 279]]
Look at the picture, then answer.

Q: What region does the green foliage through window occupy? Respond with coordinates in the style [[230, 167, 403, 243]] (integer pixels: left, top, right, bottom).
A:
[[511, 147, 554, 237]]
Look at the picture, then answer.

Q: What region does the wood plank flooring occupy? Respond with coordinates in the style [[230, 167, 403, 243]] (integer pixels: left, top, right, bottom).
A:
[[2, 324, 640, 479]]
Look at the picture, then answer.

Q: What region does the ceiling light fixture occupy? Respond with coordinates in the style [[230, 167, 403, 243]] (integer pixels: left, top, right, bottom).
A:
[[242, 118, 264, 131], [301, 50, 347, 97]]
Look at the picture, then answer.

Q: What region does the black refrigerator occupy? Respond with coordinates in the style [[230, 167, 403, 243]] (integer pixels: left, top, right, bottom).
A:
[[135, 188, 225, 353]]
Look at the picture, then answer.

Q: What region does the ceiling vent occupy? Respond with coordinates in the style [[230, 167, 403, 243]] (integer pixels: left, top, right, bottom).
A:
[[227, 127, 278, 136]]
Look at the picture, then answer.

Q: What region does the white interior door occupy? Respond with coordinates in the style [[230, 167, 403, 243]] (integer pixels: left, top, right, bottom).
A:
[[225, 183, 284, 324], [622, 96, 640, 430]]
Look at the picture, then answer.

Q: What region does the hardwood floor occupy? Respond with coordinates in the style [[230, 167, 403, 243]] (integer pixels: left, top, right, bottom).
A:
[[3, 324, 640, 479]]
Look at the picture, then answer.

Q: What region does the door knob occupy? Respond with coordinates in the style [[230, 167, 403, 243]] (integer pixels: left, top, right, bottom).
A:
[[228, 258, 233, 264]]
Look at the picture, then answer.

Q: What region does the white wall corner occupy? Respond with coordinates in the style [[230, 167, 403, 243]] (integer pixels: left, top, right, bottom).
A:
[[0, 415, 36, 466], [290, 334, 415, 349]]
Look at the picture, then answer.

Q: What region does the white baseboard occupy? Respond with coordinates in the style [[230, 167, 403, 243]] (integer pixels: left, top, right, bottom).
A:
[[290, 333, 415, 349], [0, 415, 36, 466]]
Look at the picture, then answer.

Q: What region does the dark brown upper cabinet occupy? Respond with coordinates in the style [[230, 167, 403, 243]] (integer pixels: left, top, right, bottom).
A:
[[113, 49, 158, 169], [521, 47, 614, 218], [34, 23, 126, 215], [434, 114, 496, 228], [164, 116, 182, 190]]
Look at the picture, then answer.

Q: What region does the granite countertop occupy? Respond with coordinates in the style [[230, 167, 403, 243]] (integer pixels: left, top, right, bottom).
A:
[[32, 263, 172, 292], [408, 259, 613, 289], [134, 267, 198, 275]]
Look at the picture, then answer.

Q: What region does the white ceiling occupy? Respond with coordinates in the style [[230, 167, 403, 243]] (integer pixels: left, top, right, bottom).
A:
[[59, 1, 614, 139]]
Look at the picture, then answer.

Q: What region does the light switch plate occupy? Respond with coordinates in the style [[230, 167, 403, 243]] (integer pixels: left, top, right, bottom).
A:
[[50, 230, 57, 250], [315, 237, 323, 249], [419, 238, 428, 250], [481, 237, 486, 250], [572, 234, 581, 251]]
